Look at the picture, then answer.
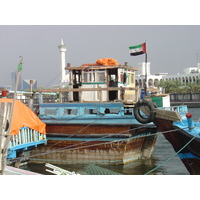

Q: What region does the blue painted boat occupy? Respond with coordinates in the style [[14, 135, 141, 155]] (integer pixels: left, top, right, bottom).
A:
[[0, 98, 47, 167], [152, 105, 200, 175], [33, 101, 158, 165]]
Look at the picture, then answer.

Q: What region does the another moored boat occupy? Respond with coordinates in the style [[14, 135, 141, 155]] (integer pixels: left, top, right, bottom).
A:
[[153, 110, 200, 175], [135, 96, 200, 175]]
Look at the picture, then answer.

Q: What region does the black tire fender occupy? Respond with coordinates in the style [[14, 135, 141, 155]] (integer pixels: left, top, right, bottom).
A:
[[134, 99, 156, 124]]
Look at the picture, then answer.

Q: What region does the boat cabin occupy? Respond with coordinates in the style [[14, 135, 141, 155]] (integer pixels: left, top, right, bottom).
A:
[[66, 62, 138, 103]]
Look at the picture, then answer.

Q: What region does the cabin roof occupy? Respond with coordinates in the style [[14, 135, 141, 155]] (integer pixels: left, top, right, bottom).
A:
[[65, 65, 138, 71]]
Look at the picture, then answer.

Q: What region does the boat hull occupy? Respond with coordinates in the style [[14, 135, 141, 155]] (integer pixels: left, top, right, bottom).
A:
[[28, 133, 157, 165], [34, 102, 157, 165], [154, 118, 200, 175]]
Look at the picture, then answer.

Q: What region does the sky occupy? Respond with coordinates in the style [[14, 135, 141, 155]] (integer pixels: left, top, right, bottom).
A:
[[1, 2, 200, 89]]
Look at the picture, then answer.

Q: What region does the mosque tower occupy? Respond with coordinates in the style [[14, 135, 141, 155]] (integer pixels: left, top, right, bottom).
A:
[[58, 39, 67, 87]]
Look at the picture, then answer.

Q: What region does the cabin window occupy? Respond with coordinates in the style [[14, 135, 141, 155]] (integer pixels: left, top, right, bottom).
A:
[[43, 108, 57, 116], [83, 73, 87, 82], [124, 108, 133, 115], [95, 71, 105, 82], [104, 108, 120, 114], [83, 72, 93, 82], [84, 108, 98, 114], [63, 108, 78, 115]]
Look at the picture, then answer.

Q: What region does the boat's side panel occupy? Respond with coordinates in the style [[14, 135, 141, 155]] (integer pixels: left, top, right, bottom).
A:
[[46, 124, 133, 135], [163, 129, 200, 175], [179, 153, 200, 175], [28, 134, 157, 165], [123, 134, 157, 164], [154, 118, 200, 175]]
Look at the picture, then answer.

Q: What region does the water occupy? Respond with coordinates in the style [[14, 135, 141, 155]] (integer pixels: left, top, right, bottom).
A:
[[21, 108, 199, 175]]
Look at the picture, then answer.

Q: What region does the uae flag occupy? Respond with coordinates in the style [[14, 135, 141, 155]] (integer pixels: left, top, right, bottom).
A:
[[129, 43, 146, 56]]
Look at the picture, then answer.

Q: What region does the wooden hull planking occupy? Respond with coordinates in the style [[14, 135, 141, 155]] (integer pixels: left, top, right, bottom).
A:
[[28, 130, 157, 165]]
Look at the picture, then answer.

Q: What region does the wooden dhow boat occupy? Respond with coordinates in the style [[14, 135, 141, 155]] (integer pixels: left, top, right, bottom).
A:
[[31, 61, 162, 165]]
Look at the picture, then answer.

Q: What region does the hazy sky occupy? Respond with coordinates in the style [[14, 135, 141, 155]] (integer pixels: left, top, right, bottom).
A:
[[0, 25, 200, 88], [1, 0, 200, 88]]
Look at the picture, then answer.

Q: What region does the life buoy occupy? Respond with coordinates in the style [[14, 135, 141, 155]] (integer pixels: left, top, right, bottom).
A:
[[134, 99, 156, 124]]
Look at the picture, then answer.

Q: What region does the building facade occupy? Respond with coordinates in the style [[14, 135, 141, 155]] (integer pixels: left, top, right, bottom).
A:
[[135, 62, 200, 89], [23, 79, 37, 90]]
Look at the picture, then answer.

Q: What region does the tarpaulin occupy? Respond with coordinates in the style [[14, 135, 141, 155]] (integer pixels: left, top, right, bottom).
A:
[[82, 58, 120, 67], [0, 98, 46, 135], [96, 58, 119, 66]]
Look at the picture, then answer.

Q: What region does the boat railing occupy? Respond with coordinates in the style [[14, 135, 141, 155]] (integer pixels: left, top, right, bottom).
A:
[[159, 105, 188, 113], [7, 127, 47, 159], [39, 103, 134, 118], [37, 87, 140, 104]]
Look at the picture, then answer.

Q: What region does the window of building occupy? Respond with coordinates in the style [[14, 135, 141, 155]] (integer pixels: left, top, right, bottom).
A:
[[148, 79, 153, 86]]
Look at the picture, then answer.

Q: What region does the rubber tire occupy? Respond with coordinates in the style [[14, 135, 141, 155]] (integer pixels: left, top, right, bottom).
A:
[[134, 99, 156, 124]]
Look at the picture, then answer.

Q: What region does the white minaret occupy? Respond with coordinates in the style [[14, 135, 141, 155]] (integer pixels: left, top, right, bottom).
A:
[[58, 39, 67, 86]]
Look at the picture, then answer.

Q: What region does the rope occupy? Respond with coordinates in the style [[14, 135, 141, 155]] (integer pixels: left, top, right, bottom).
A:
[[10, 125, 151, 162], [144, 131, 200, 175], [44, 72, 61, 89], [110, 140, 124, 150], [10, 126, 189, 163], [8, 124, 192, 165]]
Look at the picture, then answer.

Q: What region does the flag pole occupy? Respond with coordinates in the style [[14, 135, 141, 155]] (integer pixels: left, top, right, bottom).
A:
[[144, 42, 147, 98]]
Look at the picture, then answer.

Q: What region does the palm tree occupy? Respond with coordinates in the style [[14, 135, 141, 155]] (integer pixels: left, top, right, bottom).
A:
[[155, 79, 200, 93]]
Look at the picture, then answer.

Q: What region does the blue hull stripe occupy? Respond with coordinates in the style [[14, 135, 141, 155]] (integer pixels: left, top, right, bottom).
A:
[[178, 152, 200, 160]]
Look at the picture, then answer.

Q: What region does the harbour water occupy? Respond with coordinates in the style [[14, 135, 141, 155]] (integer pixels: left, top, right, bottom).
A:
[[21, 108, 199, 175]]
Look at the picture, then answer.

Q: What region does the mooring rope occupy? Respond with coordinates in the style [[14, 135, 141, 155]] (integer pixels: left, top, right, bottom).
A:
[[10, 125, 152, 162], [8, 123, 193, 169]]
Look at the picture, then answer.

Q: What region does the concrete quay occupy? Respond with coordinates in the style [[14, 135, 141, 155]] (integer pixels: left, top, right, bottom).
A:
[[5, 166, 42, 175]]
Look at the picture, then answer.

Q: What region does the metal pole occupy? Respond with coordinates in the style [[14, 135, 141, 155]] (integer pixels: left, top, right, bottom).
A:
[[144, 53, 147, 98], [28, 80, 34, 110], [0, 57, 23, 175]]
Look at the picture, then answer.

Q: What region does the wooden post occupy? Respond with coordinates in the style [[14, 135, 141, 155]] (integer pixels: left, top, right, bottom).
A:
[[59, 92, 63, 103], [79, 89, 82, 103], [136, 87, 140, 102], [39, 92, 43, 104], [98, 85, 102, 102], [120, 86, 124, 101], [0, 102, 12, 174]]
